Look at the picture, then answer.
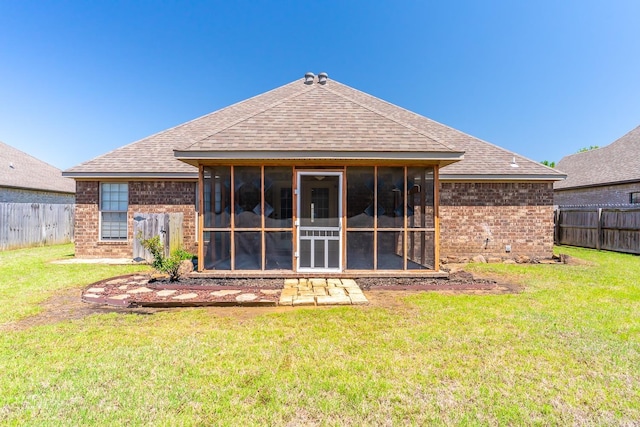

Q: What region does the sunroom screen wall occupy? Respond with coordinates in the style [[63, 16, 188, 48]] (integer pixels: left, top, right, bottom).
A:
[[199, 165, 437, 272]]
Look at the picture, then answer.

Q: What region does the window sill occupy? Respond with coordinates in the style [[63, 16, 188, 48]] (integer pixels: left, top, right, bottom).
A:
[[97, 240, 129, 245]]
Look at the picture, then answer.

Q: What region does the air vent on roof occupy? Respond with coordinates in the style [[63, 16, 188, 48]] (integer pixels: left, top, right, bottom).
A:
[[304, 72, 315, 84], [317, 72, 328, 85]]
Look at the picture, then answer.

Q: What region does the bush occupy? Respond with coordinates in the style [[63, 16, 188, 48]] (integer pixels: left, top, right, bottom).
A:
[[138, 235, 193, 282]]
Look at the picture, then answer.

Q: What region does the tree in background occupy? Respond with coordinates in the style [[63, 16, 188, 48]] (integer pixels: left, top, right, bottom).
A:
[[541, 160, 556, 168], [577, 145, 600, 152]]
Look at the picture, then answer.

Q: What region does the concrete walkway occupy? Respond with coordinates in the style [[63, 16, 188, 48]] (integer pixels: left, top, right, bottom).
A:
[[279, 278, 369, 306]]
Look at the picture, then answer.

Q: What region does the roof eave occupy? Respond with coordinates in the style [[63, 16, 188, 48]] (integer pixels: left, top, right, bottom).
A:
[[441, 173, 567, 182], [174, 150, 465, 166], [555, 177, 640, 191], [61, 172, 199, 180]]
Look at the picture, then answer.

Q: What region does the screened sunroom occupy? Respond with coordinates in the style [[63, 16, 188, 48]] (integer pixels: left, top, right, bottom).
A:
[[195, 164, 439, 275]]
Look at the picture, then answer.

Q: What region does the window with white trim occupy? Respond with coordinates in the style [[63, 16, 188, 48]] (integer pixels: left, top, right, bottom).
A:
[[100, 183, 128, 240]]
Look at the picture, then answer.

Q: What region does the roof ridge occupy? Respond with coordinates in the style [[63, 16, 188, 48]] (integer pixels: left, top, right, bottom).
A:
[[321, 83, 456, 151], [182, 80, 317, 149]]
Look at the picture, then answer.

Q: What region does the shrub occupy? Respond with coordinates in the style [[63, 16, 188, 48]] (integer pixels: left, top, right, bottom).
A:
[[138, 234, 193, 282]]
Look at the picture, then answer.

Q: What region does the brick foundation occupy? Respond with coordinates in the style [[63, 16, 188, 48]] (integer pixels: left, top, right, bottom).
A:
[[74, 181, 197, 258], [439, 182, 555, 262]]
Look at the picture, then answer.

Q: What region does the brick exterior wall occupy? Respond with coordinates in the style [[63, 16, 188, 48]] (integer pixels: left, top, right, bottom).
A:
[[74, 180, 197, 258], [554, 181, 640, 206], [439, 182, 555, 262], [75, 179, 556, 265], [0, 187, 74, 204]]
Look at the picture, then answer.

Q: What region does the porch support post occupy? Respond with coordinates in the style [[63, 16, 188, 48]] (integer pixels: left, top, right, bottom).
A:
[[230, 165, 235, 270], [373, 166, 378, 269], [292, 167, 298, 271], [403, 166, 408, 270], [341, 166, 347, 271], [197, 164, 204, 272], [261, 166, 266, 271], [434, 165, 440, 271]]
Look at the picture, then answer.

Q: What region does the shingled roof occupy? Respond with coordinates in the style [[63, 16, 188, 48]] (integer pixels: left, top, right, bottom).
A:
[[555, 125, 640, 190], [0, 141, 75, 194], [64, 75, 564, 181]]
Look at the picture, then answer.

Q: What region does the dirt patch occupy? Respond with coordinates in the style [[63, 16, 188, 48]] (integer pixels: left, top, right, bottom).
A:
[[1, 287, 292, 332], [0, 288, 160, 332]]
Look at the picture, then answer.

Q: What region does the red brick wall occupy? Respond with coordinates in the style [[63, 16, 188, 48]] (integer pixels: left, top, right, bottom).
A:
[[75, 179, 555, 264], [74, 181, 197, 258], [439, 182, 555, 262]]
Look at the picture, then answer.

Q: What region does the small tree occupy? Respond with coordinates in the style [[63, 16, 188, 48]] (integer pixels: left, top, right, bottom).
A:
[[138, 234, 193, 282], [541, 160, 556, 168]]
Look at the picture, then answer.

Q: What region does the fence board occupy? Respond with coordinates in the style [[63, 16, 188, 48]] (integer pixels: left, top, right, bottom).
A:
[[556, 206, 640, 254], [0, 203, 74, 251], [133, 213, 183, 261]]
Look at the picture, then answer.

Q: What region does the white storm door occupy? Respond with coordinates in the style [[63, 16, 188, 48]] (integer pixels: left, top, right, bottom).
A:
[[296, 172, 342, 272]]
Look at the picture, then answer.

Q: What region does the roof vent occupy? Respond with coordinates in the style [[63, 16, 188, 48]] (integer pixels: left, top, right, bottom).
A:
[[304, 72, 315, 85], [510, 157, 519, 168], [9, 162, 14, 169], [317, 72, 328, 85]]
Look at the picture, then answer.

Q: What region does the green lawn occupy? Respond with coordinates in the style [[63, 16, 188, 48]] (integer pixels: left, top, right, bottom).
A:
[[1, 245, 639, 425]]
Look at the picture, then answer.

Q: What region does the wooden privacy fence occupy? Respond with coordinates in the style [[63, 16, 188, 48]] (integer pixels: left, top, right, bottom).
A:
[[0, 203, 74, 251], [132, 212, 184, 261], [555, 206, 640, 254]]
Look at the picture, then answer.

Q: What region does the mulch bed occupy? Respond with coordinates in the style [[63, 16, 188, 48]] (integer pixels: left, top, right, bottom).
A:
[[83, 270, 517, 308], [83, 275, 282, 307], [357, 271, 517, 292]]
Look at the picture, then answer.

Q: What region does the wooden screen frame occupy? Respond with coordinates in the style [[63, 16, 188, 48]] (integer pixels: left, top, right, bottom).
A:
[[196, 163, 439, 274]]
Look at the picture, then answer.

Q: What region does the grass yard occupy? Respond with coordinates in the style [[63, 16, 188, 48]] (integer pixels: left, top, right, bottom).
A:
[[1, 245, 639, 425]]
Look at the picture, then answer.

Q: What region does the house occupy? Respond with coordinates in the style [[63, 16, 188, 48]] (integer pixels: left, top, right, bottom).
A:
[[1, 141, 75, 204], [554, 126, 640, 206], [1, 141, 76, 250], [63, 73, 564, 275]]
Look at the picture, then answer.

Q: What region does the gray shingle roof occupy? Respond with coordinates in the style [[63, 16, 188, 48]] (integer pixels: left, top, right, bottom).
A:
[[555, 125, 640, 190], [0, 141, 75, 194], [64, 76, 564, 180]]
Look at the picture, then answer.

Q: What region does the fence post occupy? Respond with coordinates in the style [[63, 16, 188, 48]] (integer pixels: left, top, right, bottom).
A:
[[554, 208, 559, 244], [596, 208, 602, 251]]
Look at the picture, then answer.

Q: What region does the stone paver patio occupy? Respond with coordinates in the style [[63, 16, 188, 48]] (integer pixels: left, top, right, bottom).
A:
[[279, 278, 369, 306]]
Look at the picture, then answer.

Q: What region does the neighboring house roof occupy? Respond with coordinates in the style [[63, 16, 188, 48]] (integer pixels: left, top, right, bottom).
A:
[[64, 75, 564, 181], [0, 141, 76, 194], [555, 125, 640, 190]]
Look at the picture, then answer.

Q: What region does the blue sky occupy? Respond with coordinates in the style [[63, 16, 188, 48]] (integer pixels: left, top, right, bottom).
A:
[[1, 0, 639, 170]]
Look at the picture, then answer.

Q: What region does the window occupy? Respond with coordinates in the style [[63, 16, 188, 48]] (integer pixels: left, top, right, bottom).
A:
[[631, 192, 640, 204], [100, 183, 128, 240]]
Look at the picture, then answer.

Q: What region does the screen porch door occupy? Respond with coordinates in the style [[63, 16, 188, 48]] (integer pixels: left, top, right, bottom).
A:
[[296, 172, 342, 272]]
